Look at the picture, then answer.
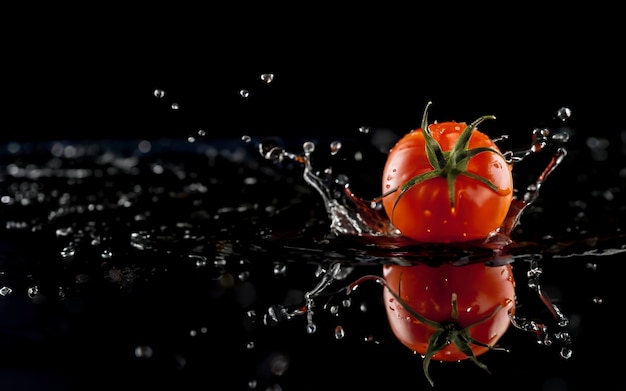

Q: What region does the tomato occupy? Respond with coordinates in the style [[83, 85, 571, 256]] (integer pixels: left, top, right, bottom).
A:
[[382, 261, 516, 386], [381, 102, 514, 243]]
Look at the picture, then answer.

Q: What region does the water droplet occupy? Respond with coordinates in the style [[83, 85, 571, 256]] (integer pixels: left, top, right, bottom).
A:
[[592, 296, 603, 304], [555, 331, 571, 344], [552, 130, 570, 143], [197, 129, 206, 137], [273, 263, 287, 276], [246, 341, 255, 350], [556, 107, 572, 121], [260, 73, 274, 84], [557, 317, 569, 328], [364, 335, 377, 343], [303, 141, 315, 154], [55, 227, 73, 237], [241, 135, 252, 143], [259, 139, 286, 162], [248, 379, 257, 389], [171, 102, 180, 110], [153, 89, 165, 98], [189, 254, 207, 268], [334, 325, 345, 340], [358, 126, 370, 134], [0, 286, 13, 296], [330, 141, 342, 155], [239, 89, 250, 98], [61, 245, 76, 259], [134, 345, 153, 358], [530, 140, 545, 153], [306, 323, 317, 334], [560, 347, 573, 359]]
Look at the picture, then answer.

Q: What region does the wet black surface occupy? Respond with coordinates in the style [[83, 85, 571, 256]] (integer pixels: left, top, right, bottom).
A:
[[2, 19, 626, 390], [0, 131, 623, 390]]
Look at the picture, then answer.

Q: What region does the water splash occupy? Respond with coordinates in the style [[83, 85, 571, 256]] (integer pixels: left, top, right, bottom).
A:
[[509, 254, 572, 356], [258, 108, 571, 245], [255, 107, 577, 362]]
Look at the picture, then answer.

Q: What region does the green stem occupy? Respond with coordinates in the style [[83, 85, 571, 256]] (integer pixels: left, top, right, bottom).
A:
[[392, 102, 502, 214]]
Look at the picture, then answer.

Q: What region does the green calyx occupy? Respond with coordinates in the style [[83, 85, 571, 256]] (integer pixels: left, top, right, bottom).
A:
[[383, 275, 508, 387], [392, 101, 503, 217]]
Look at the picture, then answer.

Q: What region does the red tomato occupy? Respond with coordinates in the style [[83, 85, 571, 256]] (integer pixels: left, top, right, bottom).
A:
[[383, 261, 516, 386], [382, 102, 514, 243]]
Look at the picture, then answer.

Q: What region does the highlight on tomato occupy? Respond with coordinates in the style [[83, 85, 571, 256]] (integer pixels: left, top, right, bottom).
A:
[[382, 261, 516, 386], [381, 101, 514, 243]]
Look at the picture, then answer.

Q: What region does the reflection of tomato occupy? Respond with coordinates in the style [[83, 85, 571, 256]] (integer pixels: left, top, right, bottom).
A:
[[381, 102, 513, 243], [383, 261, 516, 386]]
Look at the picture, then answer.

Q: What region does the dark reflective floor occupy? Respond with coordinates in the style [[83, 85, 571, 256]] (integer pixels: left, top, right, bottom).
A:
[[2, 24, 625, 390], [0, 132, 623, 390]]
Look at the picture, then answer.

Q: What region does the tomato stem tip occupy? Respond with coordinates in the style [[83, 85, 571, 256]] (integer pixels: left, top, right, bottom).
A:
[[391, 103, 502, 218]]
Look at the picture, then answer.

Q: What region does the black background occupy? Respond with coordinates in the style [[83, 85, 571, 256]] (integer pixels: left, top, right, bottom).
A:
[[2, 8, 625, 391], [2, 9, 622, 145]]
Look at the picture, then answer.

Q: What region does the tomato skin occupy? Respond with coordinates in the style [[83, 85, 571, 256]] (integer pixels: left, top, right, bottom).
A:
[[382, 121, 514, 243], [383, 261, 515, 361]]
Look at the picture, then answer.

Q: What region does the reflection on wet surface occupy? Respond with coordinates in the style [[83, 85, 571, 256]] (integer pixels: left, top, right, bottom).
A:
[[0, 122, 624, 390]]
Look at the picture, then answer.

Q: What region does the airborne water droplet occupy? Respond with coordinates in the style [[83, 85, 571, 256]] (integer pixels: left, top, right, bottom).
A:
[[153, 89, 165, 98], [239, 89, 250, 98], [0, 286, 13, 296], [134, 345, 153, 359], [260, 73, 274, 84], [334, 325, 345, 340], [560, 347, 573, 359], [330, 141, 342, 155], [556, 107, 572, 121]]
